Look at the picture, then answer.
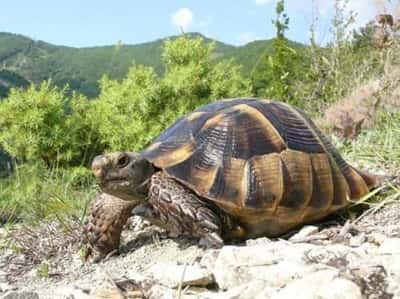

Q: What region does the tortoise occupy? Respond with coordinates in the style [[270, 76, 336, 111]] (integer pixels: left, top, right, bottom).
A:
[[83, 98, 377, 257]]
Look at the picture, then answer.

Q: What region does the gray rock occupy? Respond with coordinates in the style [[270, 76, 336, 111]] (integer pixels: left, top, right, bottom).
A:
[[146, 285, 176, 299], [89, 288, 124, 299], [146, 263, 214, 288], [246, 237, 272, 246], [53, 285, 90, 299], [379, 238, 400, 255], [388, 275, 400, 299], [2, 292, 39, 299], [303, 244, 360, 267], [0, 283, 15, 293], [374, 254, 400, 276], [199, 250, 220, 271], [367, 232, 387, 245], [0, 270, 7, 283], [213, 243, 317, 290], [349, 233, 366, 247], [317, 278, 363, 299], [274, 270, 362, 299], [289, 225, 319, 241], [203, 281, 277, 299], [349, 264, 394, 299]]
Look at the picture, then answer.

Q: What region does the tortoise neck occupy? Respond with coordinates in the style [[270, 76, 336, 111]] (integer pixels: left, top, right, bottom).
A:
[[135, 174, 153, 200]]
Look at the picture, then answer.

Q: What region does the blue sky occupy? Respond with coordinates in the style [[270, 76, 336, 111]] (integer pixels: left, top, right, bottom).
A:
[[0, 1, 395, 47]]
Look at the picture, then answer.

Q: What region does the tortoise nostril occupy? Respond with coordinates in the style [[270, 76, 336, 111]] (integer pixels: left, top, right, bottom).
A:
[[92, 155, 105, 171], [91, 155, 108, 180], [117, 154, 129, 168], [92, 167, 104, 180]]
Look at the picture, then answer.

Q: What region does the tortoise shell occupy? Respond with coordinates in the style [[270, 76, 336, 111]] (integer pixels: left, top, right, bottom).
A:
[[141, 98, 376, 231]]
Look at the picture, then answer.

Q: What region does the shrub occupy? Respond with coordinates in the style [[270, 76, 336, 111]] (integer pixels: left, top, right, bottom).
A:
[[93, 65, 162, 151], [93, 35, 252, 151], [0, 82, 103, 167]]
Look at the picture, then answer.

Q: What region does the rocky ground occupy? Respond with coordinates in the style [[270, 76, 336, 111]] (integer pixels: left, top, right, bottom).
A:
[[1, 199, 400, 299]]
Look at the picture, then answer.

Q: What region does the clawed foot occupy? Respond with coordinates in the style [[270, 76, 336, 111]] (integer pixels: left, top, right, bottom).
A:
[[82, 245, 119, 263], [199, 232, 224, 248], [93, 249, 119, 263]]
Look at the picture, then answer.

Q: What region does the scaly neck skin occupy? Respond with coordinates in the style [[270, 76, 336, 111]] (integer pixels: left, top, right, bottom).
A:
[[133, 175, 152, 201], [108, 174, 152, 203]]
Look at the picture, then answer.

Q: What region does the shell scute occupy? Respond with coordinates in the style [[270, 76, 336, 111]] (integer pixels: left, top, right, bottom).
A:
[[246, 153, 283, 210], [278, 150, 312, 211]]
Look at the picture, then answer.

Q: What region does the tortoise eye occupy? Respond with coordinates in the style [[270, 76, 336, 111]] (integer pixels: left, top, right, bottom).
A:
[[117, 154, 129, 168]]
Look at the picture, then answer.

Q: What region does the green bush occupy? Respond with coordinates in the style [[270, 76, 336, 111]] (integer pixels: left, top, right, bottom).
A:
[[0, 82, 103, 167], [93, 65, 162, 151], [93, 35, 252, 151]]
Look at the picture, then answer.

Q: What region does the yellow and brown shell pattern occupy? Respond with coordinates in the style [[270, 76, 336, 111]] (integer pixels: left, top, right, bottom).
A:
[[141, 99, 376, 233]]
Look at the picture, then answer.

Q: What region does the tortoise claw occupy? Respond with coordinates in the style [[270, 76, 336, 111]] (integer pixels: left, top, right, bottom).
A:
[[199, 232, 224, 249], [201, 219, 220, 231], [92, 249, 119, 263]]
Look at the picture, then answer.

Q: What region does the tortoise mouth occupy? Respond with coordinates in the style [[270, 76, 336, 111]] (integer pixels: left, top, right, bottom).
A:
[[98, 177, 130, 187]]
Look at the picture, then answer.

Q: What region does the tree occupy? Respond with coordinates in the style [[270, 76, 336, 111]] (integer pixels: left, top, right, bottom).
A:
[[0, 82, 102, 167], [93, 35, 252, 151], [253, 0, 301, 104]]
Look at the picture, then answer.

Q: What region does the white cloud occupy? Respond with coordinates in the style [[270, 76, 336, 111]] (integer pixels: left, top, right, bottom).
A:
[[236, 32, 260, 45], [171, 8, 193, 32], [255, 0, 272, 6]]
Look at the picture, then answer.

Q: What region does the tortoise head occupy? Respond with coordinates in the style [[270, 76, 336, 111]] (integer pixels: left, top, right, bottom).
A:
[[92, 152, 155, 201]]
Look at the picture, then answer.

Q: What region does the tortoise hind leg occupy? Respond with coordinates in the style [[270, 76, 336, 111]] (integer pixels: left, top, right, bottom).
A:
[[133, 172, 225, 248]]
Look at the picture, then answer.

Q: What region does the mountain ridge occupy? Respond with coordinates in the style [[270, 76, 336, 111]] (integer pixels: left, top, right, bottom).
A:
[[0, 31, 304, 97]]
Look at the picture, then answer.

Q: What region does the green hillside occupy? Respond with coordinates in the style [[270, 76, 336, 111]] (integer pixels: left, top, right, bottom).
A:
[[0, 70, 30, 99], [224, 39, 306, 74], [0, 32, 304, 97]]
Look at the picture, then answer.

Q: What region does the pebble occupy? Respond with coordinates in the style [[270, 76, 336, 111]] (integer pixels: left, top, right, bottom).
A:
[[2, 292, 39, 299], [146, 263, 214, 288], [274, 270, 362, 299], [379, 238, 400, 255], [289, 225, 319, 241], [349, 233, 366, 247]]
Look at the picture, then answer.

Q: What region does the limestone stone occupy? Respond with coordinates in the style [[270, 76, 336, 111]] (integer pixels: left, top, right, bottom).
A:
[[379, 238, 400, 255], [146, 263, 214, 288], [213, 242, 319, 290], [273, 270, 363, 299], [2, 292, 39, 299], [53, 285, 90, 299], [289, 225, 319, 241]]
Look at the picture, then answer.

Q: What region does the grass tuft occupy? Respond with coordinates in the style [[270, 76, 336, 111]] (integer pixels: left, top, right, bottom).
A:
[[0, 163, 97, 225], [334, 110, 400, 209]]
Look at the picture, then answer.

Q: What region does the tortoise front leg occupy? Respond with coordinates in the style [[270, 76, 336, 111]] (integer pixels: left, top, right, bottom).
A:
[[133, 172, 225, 248], [82, 193, 137, 261]]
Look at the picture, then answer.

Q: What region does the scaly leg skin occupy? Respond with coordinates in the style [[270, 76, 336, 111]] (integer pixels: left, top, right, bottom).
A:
[[82, 193, 137, 262], [133, 172, 228, 248]]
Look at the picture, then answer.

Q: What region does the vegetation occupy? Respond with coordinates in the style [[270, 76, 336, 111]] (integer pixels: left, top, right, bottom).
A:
[[0, 35, 250, 222], [0, 163, 95, 224], [253, 0, 295, 102], [0, 0, 399, 224], [338, 110, 400, 207], [0, 32, 275, 98], [0, 70, 29, 99], [0, 82, 103, 167]]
